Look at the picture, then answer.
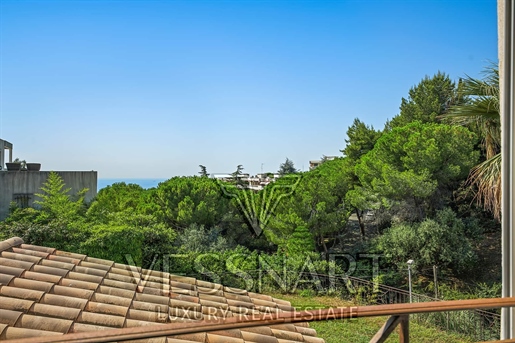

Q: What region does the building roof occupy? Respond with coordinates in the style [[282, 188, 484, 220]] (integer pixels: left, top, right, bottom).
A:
[[0, 237, 325, 343]]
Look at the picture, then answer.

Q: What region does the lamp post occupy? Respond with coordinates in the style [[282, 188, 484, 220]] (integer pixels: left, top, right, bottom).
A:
[[407, 259, 414, 303]]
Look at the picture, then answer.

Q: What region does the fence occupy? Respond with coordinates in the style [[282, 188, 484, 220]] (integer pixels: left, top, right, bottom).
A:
[[339, 274, 501, 341]]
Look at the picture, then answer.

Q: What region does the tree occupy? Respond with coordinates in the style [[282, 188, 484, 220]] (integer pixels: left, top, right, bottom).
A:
[[268, 158, 350, 254], [147, 176, 230, 231], [35, 172, 88, 224], [445, 66, 500, 220], [341, 119, 382, 237], [86, 182, 145, 223], [376, 208, 477, 274], [356, 122, 478, 219], [285, 226, 315, 255], [388, 72, 461, 129], [342, 118, 381, 161], [198, 165, 208, 177], [278, 158, 298, 175], [232, 165, 245, 187]]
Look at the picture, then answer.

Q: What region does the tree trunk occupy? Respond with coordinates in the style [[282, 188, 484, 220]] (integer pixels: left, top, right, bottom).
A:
[[355, 209, 366, 239], [320, 236, 329, 255]]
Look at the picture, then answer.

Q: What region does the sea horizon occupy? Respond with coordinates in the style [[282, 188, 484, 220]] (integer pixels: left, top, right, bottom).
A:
[[97, 178, 168, 191]]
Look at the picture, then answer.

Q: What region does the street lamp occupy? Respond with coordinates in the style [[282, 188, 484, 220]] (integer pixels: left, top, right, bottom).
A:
[[407, 259, 414, 303]]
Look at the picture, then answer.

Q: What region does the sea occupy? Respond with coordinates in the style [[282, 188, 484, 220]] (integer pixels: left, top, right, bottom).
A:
[[97, 178, 168, 192]]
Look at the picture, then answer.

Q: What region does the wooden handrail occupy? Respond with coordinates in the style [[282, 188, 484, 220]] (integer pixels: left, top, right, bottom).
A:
[[6, 297, 515, 343]]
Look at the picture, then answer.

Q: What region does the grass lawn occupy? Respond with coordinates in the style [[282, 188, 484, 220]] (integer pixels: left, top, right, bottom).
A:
[[270, 293, 473, 343]]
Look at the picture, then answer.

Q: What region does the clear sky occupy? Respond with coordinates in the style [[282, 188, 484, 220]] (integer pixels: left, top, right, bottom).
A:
[[0, 0, 498, 178]]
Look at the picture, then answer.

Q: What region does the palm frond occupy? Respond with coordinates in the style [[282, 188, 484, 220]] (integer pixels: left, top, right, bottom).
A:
[[443, 65, 501, 220], [467, 153, 501, 220]]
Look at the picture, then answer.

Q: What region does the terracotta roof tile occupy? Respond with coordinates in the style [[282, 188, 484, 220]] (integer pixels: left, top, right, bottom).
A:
[[22, 270, 62, 283], [9, 277, 54, 292], [0, 285, 45, 301], [54, 250, 86, 260], [0, 238, 24, 253], [0, 237, 326, 343], [31, 265, 69, 277], [0, 269, 21, 280], [0, 257, 34, 270], [241, 330, 279, 343], [40, 293, 88, 309], [39, 259, 75, 270], [15, 314, 73, 333], [1, 326, 63, 340], [11, 247, 50, 258], [51, 285, 94, 299], [29, 303, 81, 320], [46, 254, 81, 265], [77, 311, 126, 327], [0, 309, 23, 326], [0, 296, 34, 312], [18, 244, 54, 254], [1, 251, 43, 264], [91, 292, 132, 307]]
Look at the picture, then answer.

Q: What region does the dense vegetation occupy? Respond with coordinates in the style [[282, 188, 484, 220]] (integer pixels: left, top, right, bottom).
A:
[[0, 67, 501, 302]]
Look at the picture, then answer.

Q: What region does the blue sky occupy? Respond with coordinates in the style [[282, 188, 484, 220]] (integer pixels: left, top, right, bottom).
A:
[[0, 0, 498, 178]]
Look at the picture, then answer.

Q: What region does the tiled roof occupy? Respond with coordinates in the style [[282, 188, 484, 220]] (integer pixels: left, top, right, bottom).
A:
[[0, 237, 325, 343]]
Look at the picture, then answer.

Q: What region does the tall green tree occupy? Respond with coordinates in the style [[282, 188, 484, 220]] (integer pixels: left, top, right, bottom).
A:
[[388, 72, 461, 129], [356, 122, 478, 219], [35, 172, 88, 224], [341, 119, 381, 237], [446, 66, 500, 220], [278, 158, 298, 175], [198, 165, 209, 177], [147, 176, 230, 231], [268, 158, 350, 254], [86, 182, 145, 223], [231, 165, 245, 187], [342, 118, 381, 161]]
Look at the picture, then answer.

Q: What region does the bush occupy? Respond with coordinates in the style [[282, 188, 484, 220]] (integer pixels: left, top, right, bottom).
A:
[[375, 208, 477, 275]]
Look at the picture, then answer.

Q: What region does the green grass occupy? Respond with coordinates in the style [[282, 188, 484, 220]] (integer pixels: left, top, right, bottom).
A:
[[269, 293, 473, 343]]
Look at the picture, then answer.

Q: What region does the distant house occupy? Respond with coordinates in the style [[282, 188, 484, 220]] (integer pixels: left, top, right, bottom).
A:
[[309, 156, 338, 170], [0, 139, 97, 220], [212, 172, 281, 191]]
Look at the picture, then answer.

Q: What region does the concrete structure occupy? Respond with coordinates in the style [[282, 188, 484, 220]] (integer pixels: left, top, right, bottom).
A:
[[499, 0, 515, 338], [0, 139, 13, 171], [0, 171, 97, 220]]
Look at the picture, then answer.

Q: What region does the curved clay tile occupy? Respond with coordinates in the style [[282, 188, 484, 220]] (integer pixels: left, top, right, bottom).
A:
[[73, 266, 109, 277], [12, 247, 50, 258], [0, 272, 17, 283], [47, 255, 81, 265], [0, 295, 34, 312], [40, 259, 75, 271], [40, 293, 88, 310], [0, 257, 34, 271], [1, 251, 42, 264], [0, 237, 24, 253], [19, 244, 55, 254], [22, 270, 62, 284], [0, 309, 23, 326], [29, 303, 81, 320]]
